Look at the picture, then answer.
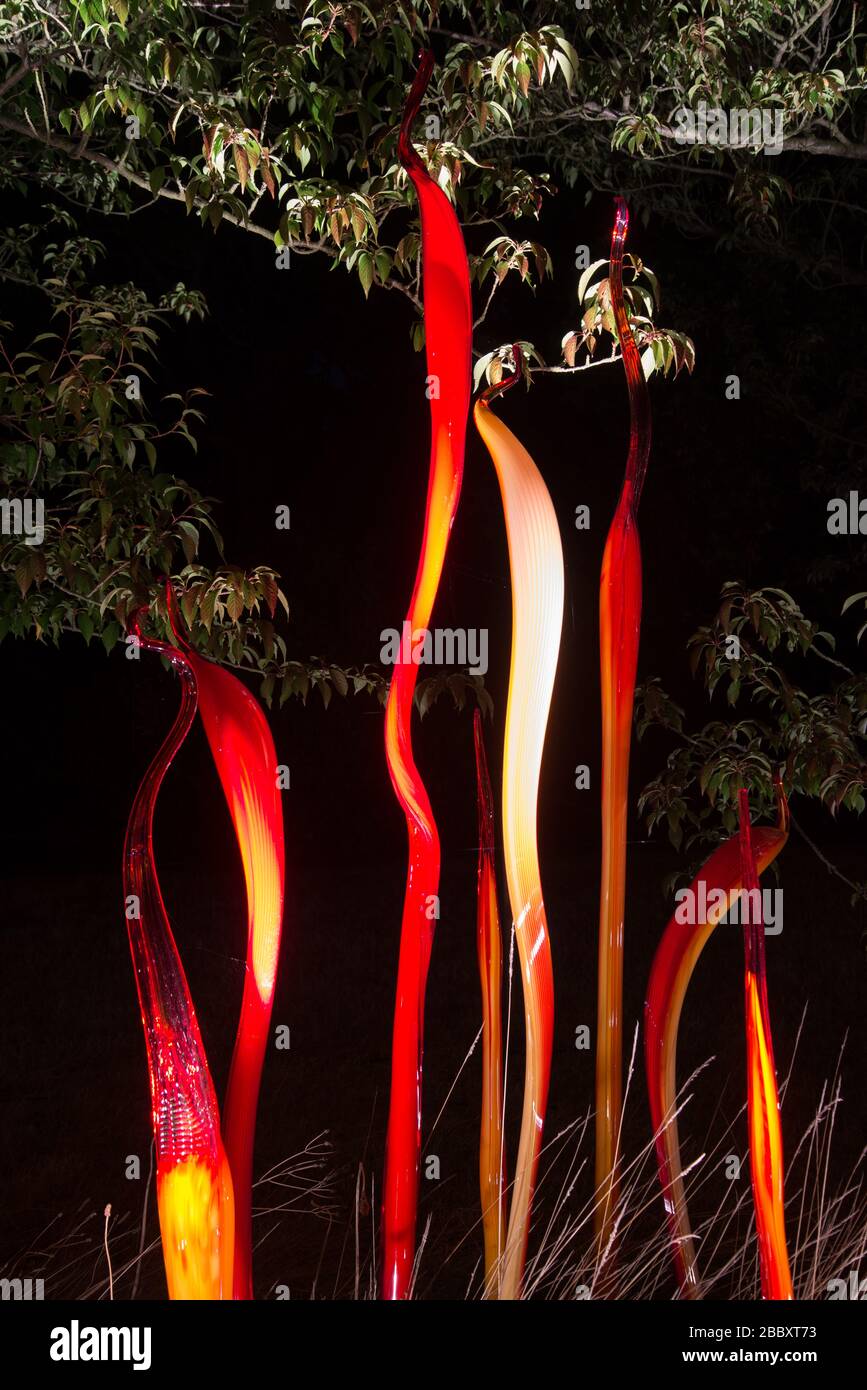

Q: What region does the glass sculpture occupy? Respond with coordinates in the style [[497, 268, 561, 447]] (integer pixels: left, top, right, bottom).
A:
[[737, 789, 794, 1300], [595, 198, 651, 1245], [381, 50, 472, 1300], [473, 708, 506, 1293], [644, 782, 790, 1296], [473, 348, 564, 1299], [165, 582, 285, 1301], [123, 608, 235, 1299]]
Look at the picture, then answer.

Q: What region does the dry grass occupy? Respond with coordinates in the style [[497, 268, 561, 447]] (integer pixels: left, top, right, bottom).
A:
[[4, 1024, 863, 1300]]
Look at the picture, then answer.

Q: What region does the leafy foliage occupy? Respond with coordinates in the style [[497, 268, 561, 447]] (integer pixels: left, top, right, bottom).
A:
[[636, 582, 867, 901], [2, 2, 863, 714], [473, 252, 695, 391], [0, 218, 216, 645], [0, 222, 486, 716], [2, 1, 864, 291]]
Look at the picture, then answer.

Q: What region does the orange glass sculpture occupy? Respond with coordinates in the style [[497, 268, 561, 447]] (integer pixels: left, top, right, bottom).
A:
[[123, 610, 234, 1299], [644, 783, 790, 1296], [165, 582, 285, 1301], [595, 198, 651, 1244], [381, 50, 472, 1300], [473, 349, 564, 1299], [473, 709, 506, 1293], [737, 789, 794, 1300]]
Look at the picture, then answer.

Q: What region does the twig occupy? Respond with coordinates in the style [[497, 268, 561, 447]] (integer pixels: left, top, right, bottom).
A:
[[102, 1204, 114, 1300], [130, 1141, 154, 1301], [790, 809, 867, 902]]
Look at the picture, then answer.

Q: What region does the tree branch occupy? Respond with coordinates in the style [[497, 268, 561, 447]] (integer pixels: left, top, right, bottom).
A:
[[790, 809, 867, 903], [0, 115, 422, 307], [0, 61, 33, 99], [0, 113, 275, 241]]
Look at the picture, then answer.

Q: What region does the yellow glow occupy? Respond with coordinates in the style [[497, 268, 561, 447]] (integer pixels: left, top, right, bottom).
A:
[[746, 974, 793, 1298], [474, 397, 564, 1300], [656, 828, 789, 1294], [156, 1147, 234, 1300], [230, 769, 283, 1002]]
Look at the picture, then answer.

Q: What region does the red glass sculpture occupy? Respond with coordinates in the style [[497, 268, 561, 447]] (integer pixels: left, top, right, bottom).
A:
[[165, 582, 285, 1301], [595, 198, 651, 1244], [381, 50, 472, 1300], [473, 709, 506, 1292], [644, 783, 789, 1296], [123, 610, 234, 1299], [473, 349, 564, 1299], [737, 789, 794, 1300]]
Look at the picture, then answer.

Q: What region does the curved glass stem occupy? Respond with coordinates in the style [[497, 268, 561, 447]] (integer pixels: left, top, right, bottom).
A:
[[164, 581, 285, 1301], [595, 197, 651, 1247], [644, 785, 789, 1296], [610, 197, 651, 507], [123, 611, 234, 1299], [473, 709, 506, 1295], [473, 350, 564, 1300], [737, 789, 794, 1300], [381, 49, 472, 1300]]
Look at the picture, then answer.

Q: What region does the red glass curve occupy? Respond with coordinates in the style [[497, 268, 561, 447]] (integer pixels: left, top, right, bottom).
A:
[[644, 785, 789, 1296], [165, 581, 285, 1300], [381, 49, 472, 1300], [737, 789, 794, 1300], [595, 197, 651, 1245], [123, 611, 234, 1298]]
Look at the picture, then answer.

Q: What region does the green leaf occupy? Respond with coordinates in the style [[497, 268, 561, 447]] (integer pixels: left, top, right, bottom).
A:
[[842, 591, 867, 614], [329, 665, 348, 697], [177, 519, 199, 562], [226, 586, 244, 622], [357, 251, 373, 298], [199, 589, 217, 633], [578, 258, 608, 304]]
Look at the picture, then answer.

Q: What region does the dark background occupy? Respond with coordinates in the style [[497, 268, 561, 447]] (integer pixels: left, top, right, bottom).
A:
[[1, 174, 865, 1297]]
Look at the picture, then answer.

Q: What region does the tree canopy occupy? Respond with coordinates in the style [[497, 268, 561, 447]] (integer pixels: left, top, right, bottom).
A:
[[2, 1, 865, 296], [1, 1, 865, 856]]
